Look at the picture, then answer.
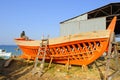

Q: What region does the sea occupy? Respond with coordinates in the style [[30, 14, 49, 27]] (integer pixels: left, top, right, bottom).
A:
[[0, 45, 22, 56]]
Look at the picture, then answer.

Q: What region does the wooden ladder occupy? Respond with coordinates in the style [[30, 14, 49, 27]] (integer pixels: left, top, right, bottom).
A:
[[32, 36, 49, 76]]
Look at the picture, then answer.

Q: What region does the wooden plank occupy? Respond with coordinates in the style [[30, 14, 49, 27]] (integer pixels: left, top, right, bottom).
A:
[[4, 58, 13, 67], [15, 30, 110, 46]]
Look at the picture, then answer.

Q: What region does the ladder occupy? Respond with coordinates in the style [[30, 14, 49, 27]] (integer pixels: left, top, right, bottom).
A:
[[32, 36, 49, 76]]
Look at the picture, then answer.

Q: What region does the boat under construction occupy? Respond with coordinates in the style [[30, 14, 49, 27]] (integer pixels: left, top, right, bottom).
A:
[[14, 16, 117, 66]]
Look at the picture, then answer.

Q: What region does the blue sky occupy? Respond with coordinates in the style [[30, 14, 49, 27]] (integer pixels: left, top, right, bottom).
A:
[[0, 0, 119, 45]]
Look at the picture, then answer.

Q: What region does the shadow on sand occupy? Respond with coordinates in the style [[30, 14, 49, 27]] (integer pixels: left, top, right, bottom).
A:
[[0, 58, 33, 80]]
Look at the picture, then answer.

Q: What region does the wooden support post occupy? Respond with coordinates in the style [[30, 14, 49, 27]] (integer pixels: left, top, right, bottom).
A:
[[66, 55, 70, 72], [82, 65, 88, 71]]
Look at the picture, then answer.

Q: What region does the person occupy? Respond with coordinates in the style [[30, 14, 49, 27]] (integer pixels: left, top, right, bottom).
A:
[[20, 31, 25, 38], [20, 31, 29, 40]]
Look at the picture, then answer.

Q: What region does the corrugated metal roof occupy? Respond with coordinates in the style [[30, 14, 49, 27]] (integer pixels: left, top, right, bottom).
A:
[[60, 2, 120, 24]]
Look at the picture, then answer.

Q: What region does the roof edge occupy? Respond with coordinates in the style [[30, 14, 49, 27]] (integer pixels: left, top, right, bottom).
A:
[[60, 2, 120, 24]]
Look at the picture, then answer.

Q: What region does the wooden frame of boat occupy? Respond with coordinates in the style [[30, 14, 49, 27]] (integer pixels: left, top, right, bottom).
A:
[[14, 16, 117, 66]]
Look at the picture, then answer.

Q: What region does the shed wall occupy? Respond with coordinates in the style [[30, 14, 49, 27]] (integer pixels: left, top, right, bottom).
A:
[[63, 14, 88, 24], [60, 17, 106, 36]]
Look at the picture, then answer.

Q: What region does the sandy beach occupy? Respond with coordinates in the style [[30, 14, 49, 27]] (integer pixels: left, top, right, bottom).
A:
[[0, 56, 120, 80]]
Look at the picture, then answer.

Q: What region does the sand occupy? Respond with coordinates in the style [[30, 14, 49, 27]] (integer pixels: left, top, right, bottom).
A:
[[0, 57, 120, 80]]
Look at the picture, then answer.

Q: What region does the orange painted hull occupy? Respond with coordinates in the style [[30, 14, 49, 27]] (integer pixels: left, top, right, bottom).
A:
[[14, 16, 117, 66]]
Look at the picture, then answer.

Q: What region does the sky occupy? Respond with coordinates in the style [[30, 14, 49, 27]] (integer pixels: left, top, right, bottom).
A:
[[0, 0, 120, 45]]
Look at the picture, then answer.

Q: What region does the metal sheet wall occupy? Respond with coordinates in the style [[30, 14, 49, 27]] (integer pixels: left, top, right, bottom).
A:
[[60, 21, 80, 36], [63, 14, 87, 24], [79, 17, 106, 33], [60, 17, 106, 36]]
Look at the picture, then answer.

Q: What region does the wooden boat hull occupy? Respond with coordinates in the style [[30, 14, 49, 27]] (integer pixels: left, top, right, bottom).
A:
[[14, 16, 117, 66], [16, 38, 108, 66]]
